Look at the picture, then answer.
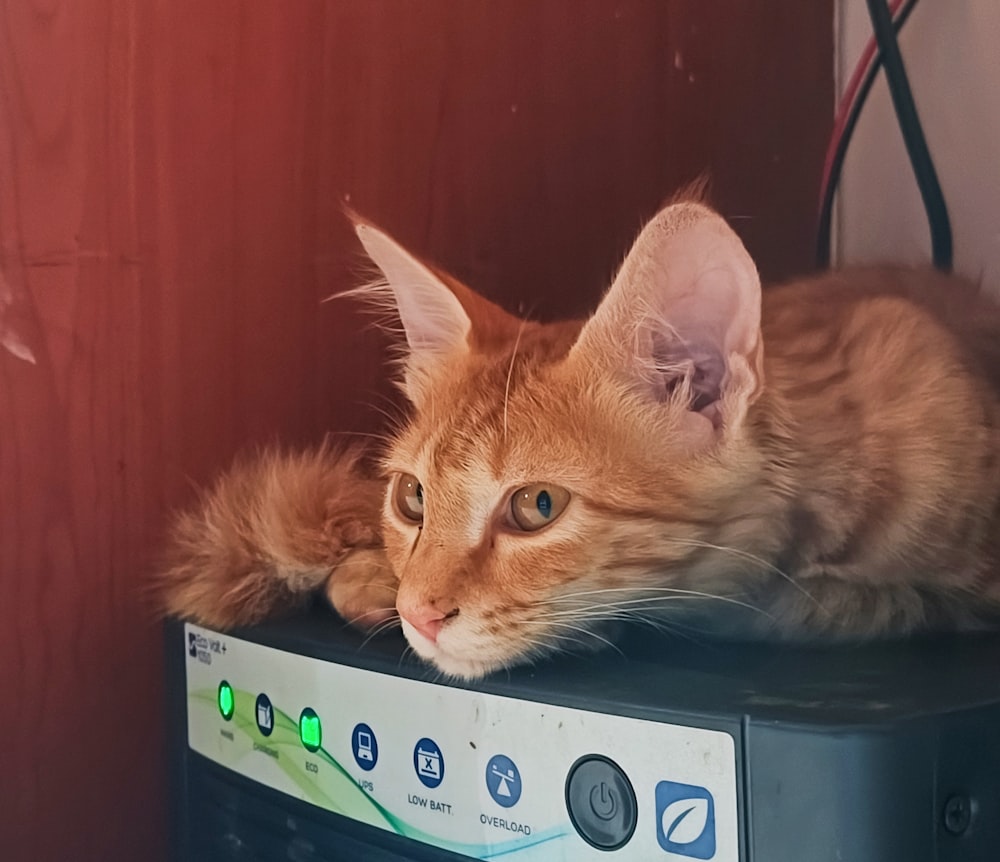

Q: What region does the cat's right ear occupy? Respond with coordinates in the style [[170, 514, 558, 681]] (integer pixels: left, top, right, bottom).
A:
[[351, 221, 473, 403], [569, 202, 763, 451]]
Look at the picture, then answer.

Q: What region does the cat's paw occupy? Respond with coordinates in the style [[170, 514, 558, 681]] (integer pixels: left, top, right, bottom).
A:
[[324, 548, 399, 631]]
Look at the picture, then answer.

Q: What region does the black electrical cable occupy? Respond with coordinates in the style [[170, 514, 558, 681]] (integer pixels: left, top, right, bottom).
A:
[[815, 0, 919, 269], [866, 0, 952, 271], [817, 0, 953, 272]]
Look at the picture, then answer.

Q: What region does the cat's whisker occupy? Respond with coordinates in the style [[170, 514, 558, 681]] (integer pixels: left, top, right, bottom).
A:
[[357, 615, 403, 650], [344, 606, 398, 626], [344, 604, 398, 628], [338, 575, 397, 587], [355, 389, 409, 430], [661, 536, 826, 613], [539, 584, 728, 603], [525, 620, 625, 657], [354, 608, 399, 631], [537, 606, 695, 624], [534, 604, 720, 651], [541, 584, 771, 614], [541, 593, 769, 619], [602, 535, 828, 615], [321, 429, 394, 445], [629, 612, 715, 647], [536, 603, 697, 622], [397, 644, 416, 670], [506, 649, 552, 674], [502, 319, 528, 441], [364, 620, 401, 645], [360, 399, 408, 437]]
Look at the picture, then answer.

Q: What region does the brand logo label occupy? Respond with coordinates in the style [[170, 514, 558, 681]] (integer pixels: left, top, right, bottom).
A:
[[655, 780, 716, 858], [186, 629, 227, 664]]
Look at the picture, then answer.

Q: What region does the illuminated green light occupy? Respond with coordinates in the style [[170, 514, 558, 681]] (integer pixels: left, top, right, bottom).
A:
[[218, 681, 235, 721], [299, 707, 322, 752]]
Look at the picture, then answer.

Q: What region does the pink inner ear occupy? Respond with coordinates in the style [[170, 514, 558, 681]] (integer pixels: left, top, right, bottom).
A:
[[568, 202, 762, 424], [651, 331, 725, 411]]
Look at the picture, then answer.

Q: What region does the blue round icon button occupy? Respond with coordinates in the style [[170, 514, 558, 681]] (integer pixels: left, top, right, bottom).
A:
[[413, 737, 444, 788], [351, 723, 379, 771], [486, 754, 522, 807], [254, 693, 274, 737]]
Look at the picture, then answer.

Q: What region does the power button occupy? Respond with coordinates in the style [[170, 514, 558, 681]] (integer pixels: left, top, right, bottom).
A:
[[565, 755, 637, 850], [590, 781, 617, 820]]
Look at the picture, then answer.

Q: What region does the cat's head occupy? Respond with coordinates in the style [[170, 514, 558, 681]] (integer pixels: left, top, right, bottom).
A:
[[353, 202, 766, 678]]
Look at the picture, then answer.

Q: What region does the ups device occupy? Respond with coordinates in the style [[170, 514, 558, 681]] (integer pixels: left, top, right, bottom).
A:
[[166, 610, 1000, 861]]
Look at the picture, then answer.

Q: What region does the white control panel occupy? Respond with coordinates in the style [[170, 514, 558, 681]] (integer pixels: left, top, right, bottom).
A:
[[184, 623, 739, 860]]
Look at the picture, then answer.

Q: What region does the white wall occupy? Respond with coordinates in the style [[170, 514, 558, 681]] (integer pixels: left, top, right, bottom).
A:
[[836, 1, 1000, 292]]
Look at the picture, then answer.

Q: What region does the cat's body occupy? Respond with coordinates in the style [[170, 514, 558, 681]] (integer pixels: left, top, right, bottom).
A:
[[159, 202, 1000, 679], [750, 269, 1000, 638]]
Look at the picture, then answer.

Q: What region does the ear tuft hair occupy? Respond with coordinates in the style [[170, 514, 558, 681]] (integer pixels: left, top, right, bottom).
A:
[[570, 200, 763, 442]]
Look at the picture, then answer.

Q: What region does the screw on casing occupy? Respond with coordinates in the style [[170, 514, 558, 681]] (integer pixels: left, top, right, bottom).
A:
[[942, 795, 971, 836]]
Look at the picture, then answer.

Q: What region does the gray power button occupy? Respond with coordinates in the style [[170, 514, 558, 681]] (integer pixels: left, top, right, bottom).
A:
[[565, 755, 638, 850]]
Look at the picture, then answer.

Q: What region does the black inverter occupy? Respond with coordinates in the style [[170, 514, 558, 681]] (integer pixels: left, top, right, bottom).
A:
[[166, 610, 1000, 861]]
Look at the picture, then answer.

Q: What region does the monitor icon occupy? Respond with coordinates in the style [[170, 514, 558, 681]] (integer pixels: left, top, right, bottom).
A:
[[357, 732, 374, 761], [351, 723, 379, 771]]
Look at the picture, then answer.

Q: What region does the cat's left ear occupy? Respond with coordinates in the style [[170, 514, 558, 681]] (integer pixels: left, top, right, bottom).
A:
[[352, 220, 521, 405], [570, 202, 763, 447], [354, 222, 471, 354], [351, 221, 472, 404]]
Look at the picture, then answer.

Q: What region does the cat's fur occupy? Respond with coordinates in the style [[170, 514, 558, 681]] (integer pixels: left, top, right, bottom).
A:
[[159, 201, 1000, 679], [159, 444, 394, 629]]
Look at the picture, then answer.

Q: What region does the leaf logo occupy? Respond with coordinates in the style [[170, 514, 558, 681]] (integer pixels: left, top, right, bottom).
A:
[[655, 780, 716, 858], [661, 797, 710, 845]]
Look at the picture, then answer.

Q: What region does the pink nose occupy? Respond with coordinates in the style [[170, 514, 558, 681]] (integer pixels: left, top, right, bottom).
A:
[[397, 602, 457, 644]]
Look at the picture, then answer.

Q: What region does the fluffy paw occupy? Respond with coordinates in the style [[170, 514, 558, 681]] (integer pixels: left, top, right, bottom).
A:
[[324, 548, 399, 631]]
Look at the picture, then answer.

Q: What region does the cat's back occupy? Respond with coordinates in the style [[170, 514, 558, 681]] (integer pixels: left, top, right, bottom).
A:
[[756, 266, 1000, 609], [762, 266, 1000, 397]]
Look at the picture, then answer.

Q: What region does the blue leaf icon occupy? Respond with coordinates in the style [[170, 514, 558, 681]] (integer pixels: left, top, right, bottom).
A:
[[662, 797, 710, 845]]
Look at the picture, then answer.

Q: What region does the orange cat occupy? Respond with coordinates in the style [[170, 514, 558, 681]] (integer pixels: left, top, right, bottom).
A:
[[160, 201, 1000, 679]]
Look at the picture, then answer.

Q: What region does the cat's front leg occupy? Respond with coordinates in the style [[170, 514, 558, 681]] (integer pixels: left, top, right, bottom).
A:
[[157, 443, 388, 629], [324, 548, 399, 630]]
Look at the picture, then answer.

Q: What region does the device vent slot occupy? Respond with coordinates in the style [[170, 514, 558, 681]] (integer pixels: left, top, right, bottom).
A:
[[187, 765, 462, 862]]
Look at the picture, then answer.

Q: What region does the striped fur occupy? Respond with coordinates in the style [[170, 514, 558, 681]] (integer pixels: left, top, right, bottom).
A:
[[158, 202, 1000, 679]]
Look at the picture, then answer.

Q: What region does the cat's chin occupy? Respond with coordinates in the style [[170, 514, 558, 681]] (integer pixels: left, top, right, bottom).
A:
[[400, 620, 528, 680]]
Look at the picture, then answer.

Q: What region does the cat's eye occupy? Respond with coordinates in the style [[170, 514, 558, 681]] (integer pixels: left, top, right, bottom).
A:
[[509, 484, 570, 532], [392, 473, 424, 523]]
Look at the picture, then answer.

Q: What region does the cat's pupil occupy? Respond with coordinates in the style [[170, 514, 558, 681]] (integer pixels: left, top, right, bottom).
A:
[[393, 473, 425, 523], [508, 482, 569, 531], [536, 490, 552, 518]]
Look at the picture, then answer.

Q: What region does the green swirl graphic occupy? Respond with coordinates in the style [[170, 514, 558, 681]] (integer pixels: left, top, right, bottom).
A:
[[191, 688, 570, 859]]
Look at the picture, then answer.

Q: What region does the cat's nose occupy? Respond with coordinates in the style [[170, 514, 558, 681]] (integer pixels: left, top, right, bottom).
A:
[[397, 601, 458, 644]]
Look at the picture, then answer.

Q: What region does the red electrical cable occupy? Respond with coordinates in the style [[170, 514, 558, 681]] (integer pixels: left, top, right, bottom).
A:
[[818, 0, 907, 215]]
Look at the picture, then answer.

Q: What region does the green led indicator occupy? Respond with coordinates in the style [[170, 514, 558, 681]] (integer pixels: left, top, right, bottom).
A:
[[299, 707, 322, 753], [218, 680, 235, 721]]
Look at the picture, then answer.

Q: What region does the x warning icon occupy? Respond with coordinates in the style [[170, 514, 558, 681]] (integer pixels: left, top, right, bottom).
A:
[[413, 737, 445, 788]]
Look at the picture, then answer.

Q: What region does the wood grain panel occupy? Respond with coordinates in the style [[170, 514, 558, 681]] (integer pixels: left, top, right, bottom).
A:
[[0, 2, 831, 859]]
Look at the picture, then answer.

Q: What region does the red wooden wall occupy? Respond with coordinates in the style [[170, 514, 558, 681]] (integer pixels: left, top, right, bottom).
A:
[[0, 3, 831, 860]]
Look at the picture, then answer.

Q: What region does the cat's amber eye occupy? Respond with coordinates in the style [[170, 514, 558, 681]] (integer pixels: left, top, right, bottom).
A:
[[392, 473, 424, 523], [509, 484, 570, 532]]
